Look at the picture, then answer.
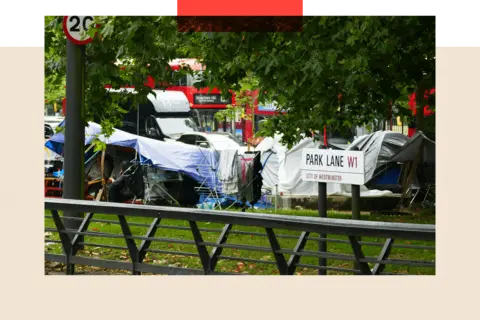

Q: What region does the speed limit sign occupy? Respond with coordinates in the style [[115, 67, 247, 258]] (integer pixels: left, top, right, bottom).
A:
[[63, 16, 96, 45]]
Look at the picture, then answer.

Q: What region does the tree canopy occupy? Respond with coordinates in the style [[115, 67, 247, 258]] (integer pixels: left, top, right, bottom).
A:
[[186, 17, 435, 146], [45, 16, 187, 136], [45, 16, 435, 148]]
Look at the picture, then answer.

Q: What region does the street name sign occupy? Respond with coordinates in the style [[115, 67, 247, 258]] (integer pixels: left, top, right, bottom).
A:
[[301, 148, 365, 185]]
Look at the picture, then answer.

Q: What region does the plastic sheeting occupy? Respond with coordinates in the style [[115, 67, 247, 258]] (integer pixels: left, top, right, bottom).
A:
[[347, 131, 408, 183], [260, 151, 280, 189], [44, 139, 62, 162], [45, 122, 220, 190], [390, 131, 435, 163], [256, 134, 285, 189], [218, 149, 240, 194], [257, 133, 406, 198]]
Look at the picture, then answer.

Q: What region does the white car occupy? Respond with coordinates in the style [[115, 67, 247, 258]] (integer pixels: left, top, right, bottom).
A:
[[176, 132, 249, 153], [44, 115, 64, 130], [44, 115, 65, 138]]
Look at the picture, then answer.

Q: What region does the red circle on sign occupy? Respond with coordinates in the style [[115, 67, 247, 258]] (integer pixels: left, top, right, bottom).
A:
[[63, 16, 96, 45]]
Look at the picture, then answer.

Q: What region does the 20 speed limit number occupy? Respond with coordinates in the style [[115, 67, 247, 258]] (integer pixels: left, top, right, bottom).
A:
[[63, 16, 95, 45]]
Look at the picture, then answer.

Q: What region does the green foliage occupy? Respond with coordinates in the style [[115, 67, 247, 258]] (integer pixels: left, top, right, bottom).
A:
[[45, 17, 67, 108], [44, 77, 65, 105], [45, 16, 435, 150], [92, 138, 107, 153], [45, 16, 189, 148], [214, 71, 260, 125], [187, 17, 435, 147]]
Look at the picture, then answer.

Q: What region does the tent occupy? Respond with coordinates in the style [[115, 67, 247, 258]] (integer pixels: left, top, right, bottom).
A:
[[390, 131, 435, 164], [346, 131, 409, 185], [44, 139, 62, 162], [257, 134, 285, 190], [45, 122, 220, 190], [257, 134, 397, 198], [390, 131, 436, 205]]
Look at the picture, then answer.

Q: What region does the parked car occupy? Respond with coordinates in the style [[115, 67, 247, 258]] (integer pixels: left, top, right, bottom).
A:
[[45, 124, 55, 139], [176, 132, 248, 153], [44, 115, 64, 130]]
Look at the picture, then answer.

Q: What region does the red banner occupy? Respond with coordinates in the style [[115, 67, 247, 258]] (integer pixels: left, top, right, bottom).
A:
[[177, 0, 303, 16]]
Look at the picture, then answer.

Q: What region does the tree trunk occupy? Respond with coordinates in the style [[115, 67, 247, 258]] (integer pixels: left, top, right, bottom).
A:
[[388, 101, 393, 131], [415, 82, 426, 133], [413, 81, 426, 190]]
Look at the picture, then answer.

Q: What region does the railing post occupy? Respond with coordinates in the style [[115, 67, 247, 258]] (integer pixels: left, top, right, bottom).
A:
[[372, 238, 395, 275], [117, 215, 140, 275], [189, 221, 211, 274], [348, 236, 372, 275], [138, 217, 161, 262], [265, 228, 289, 275], [287, 232, 310, 275], [71, 212, 94, 249], [210, 224, 233, 272], [51, 210, 75, 275]]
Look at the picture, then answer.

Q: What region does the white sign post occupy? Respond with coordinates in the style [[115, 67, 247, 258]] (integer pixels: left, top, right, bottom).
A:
[[301, 149, 365, 185], [301, 147, 366, 272]]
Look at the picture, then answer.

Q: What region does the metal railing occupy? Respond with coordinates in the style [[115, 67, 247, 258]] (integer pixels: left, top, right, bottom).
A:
[[44, 198, 435, 275]]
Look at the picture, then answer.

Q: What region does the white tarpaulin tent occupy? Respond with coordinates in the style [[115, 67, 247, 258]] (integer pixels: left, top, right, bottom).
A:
[[258, 134, 285, 191], [257, 132, 409, 198]]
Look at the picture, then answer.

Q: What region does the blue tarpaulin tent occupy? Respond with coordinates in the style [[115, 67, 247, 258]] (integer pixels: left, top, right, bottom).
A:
[[45, 122, 220, 191]]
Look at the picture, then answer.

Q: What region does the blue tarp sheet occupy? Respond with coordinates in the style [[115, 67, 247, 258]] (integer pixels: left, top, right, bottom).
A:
[[45, 122, 220, 190]]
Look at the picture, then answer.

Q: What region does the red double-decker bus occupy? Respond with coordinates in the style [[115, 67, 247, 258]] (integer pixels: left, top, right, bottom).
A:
[[145, 59, 238, 135], [149, 59, 249, 140], [148, 59, 280, 144]]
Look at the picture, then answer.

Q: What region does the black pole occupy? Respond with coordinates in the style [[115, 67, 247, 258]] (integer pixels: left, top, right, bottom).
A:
[[349, 146, 362, 271], [318, 144, 327, 275], [63, 40, 86, 247], [351, 184, 361, 220], [350, 146, 361, 221], [351, 183, 361, 271]]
